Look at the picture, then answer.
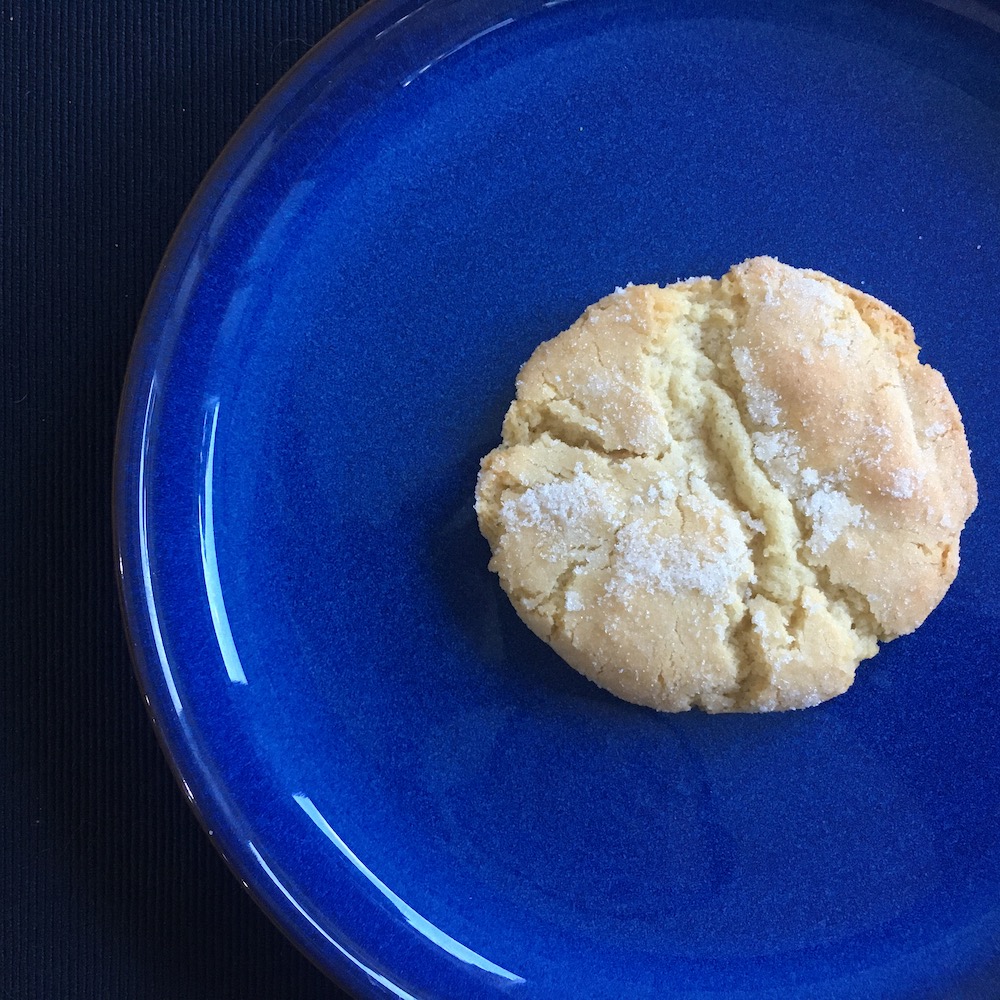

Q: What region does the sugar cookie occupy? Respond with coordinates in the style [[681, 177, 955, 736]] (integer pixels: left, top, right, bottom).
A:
[[475, 258, 977, 712]]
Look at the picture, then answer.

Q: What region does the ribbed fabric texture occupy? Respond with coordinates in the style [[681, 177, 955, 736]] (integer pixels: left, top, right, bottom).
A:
[[2, 3, 365, 997]]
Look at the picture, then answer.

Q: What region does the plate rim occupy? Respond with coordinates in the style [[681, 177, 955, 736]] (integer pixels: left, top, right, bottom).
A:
[[113, 2, 437, 997]]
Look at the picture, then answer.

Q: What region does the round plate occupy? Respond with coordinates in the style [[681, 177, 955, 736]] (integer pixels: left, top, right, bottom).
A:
[[115, 1, 1000, 996]]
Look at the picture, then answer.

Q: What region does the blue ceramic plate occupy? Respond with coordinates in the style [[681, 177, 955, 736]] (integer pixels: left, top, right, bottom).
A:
[[115, 1, 1000, 996]]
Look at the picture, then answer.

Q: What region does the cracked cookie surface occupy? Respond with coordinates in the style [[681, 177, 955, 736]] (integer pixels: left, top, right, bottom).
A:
[[475, 257, 977, 712]]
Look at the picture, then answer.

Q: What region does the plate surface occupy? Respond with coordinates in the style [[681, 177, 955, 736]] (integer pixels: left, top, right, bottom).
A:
[[115, 1, 1000, 996]]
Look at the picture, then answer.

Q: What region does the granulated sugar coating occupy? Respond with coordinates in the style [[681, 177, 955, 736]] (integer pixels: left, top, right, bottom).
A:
[[475, 257, 978, 712]]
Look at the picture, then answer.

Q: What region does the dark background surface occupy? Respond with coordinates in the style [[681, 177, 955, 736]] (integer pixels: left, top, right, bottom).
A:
[[2, 2, 367, 996]]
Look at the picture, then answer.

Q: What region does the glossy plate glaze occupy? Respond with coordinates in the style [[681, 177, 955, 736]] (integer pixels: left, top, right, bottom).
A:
[[115, 1, 1000, 996]]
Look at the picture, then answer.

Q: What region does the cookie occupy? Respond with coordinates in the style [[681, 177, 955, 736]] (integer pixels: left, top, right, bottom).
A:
[[475, 257, 977, 712]]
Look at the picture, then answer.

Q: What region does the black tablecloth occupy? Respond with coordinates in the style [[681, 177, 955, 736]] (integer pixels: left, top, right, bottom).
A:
[[3, 3, 367, 996]]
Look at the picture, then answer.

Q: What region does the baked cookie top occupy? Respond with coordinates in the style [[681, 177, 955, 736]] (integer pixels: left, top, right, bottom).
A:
[[475, 257, 977, 712]]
